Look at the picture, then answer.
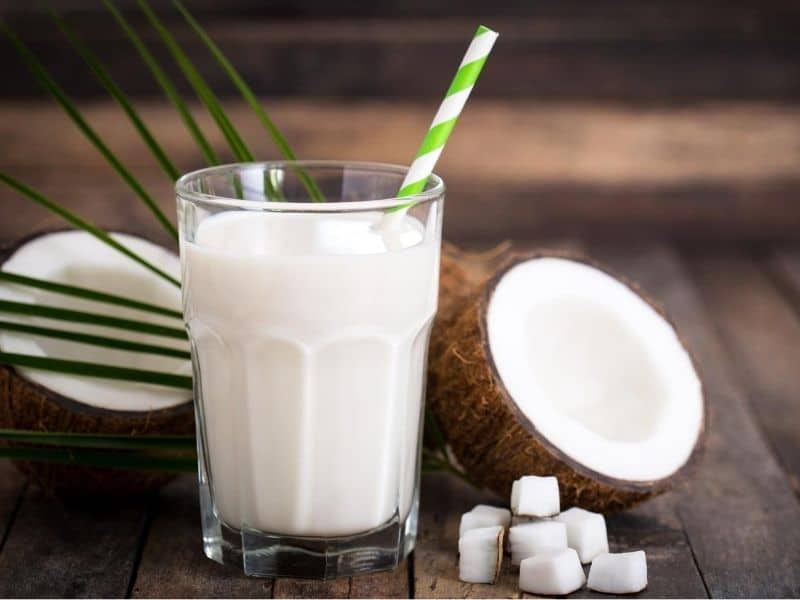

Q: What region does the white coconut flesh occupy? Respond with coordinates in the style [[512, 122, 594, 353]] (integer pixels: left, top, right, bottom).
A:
[[0, 231, 191, 412], [487, 257, 702, 483]]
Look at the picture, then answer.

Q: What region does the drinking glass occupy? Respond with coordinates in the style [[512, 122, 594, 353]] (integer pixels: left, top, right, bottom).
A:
[[176, 161, 444, 578]]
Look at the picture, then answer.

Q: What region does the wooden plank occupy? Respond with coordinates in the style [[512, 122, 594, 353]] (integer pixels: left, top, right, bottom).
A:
[[3, 0, 799, 22], [0, 486, 147, 598], [131, 475, 271, 599], [3, 6, 800, 101], [0, 462, 26, 550], [413, 473, 705, 599], [3, 101, 800, 245], [593, 243, 800, 597], [348, 562, 409, 598], [685, 251, 800, 495], [271, 560, 408, 597], [770, 246, 800, 311], [414, 473, 519, 599], [272, 577, 350, 598], [132, 476, 408, 598]]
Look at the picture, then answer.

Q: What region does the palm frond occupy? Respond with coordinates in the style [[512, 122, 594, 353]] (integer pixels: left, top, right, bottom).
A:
[[172, 0, 324, 202], [48, 8, 180, 182], [0, 299, 187, 339], [0, 351, 192, 389], [136, 0, 252, 163], [102, 0, 219, 166], [0, 429, 194, 451], [0, 271, 182, 319], [0, 172, 180, 287], [0, 22, 178, 240], [0, 320, 189, 359], [0, 446, 195, 472]]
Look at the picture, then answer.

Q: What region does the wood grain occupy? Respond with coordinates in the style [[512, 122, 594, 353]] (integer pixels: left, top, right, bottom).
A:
[[594, 243, 800, 597], [686, 251, 800, 495], [272, 577, 351, 598], [3, 4, 800, 101], [769, 247, 800, 313], [348, 562, 409, 598], [414, 473, 520, 599], [0, 487, 147, 598], [0, 462, 26, 552], [3, 101, 800, 245], [131, 476, 271, 599]]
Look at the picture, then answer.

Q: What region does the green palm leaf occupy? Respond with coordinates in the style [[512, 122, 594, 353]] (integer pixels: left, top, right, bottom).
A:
[[0, 271, 182, 319], [0, 172, 180, 287], [0, 351, 192, 389], [48, 8, 180, 182], [0, 22, 178, 241], [172, 0, 324, 202], [0, 320, 189, 359], [136, 0, 252, 163], [0, 446, 195, 472], [0, 429, 194, 451], [102, 0, 219, 166], [0, 299, 187, 340]]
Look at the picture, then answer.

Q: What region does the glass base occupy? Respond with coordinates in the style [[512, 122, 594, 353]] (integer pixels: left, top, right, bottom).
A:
[[198, 482, 419, 579]]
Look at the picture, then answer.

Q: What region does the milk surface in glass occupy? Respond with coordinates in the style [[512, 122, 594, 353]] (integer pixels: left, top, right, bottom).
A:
[[182, 210, 438, 537]]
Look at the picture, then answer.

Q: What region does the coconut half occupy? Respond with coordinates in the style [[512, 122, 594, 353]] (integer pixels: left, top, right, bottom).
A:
[[0, 230, 194, 496], [429, 252, 705, 511]]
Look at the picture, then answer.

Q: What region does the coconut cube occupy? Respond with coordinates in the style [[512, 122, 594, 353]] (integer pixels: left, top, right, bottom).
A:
[[519, 548, 586, 596], [459, 504, 511, 538], [458, 525, 504, 584], [587, 551, 648, 594], [508, 520, 568, 565], [553, 507, 609, 563], [511, 475, 560, 517]]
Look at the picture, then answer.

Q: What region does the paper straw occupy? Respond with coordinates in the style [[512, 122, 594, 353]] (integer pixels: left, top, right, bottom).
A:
[[397, 25, 498, 199]]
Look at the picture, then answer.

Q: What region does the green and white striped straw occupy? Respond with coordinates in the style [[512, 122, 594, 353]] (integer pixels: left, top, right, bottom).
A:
[[398, 25, 498, 199]]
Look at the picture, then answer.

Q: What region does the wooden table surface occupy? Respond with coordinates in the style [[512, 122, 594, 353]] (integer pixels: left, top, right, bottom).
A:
[[1, 101, 800, 597]]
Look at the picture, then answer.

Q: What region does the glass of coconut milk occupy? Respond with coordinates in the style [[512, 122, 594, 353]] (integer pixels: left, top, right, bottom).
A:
[[176, 162, 443, 578]]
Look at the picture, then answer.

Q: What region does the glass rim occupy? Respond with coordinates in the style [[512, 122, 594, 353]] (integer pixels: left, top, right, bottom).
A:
[[175, 160, 445, 212]]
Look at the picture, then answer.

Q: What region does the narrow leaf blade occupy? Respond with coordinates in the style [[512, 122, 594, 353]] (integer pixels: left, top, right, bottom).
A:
[[0, 172, 180, 288], [0, 320, 190, 359], [102, 0, 219, 166], [0, 446, 196, 472], [48, 8, 180, 181], [136, 0, 253, 163], [172, 0, 324, 202], [0, 271, 182, 319], [0, 299, 187, 339], [0, 22, 178, 240], [0, 429, 195, 450], [0, 351, 193, 389]]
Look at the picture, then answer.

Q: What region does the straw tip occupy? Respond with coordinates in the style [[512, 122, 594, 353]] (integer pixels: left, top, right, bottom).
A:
[[476, 24, 498, 37]]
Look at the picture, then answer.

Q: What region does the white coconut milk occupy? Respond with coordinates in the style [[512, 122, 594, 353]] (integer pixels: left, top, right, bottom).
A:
[[182, 211, 438, 537]]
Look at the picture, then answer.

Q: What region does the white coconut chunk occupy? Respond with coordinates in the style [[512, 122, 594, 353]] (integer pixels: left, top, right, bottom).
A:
[[511, 475, 560, 517], [459, 505, 511, 538], [508, 520, 567, 565], [553, 507, 609, 563], [587, 551, 648, 594], [510, 479, 520, 512], [519, 548, 585, 596], [458, 525, 504, 584]]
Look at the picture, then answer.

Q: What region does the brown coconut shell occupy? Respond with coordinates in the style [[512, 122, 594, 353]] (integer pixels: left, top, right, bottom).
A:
[[0, 230, 194, 497], [428, 249, 706, 512]]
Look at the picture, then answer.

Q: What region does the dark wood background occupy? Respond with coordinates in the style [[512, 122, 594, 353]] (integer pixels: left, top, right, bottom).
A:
[[1, 1, 800, 597], [1, 0, 800, 243]]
